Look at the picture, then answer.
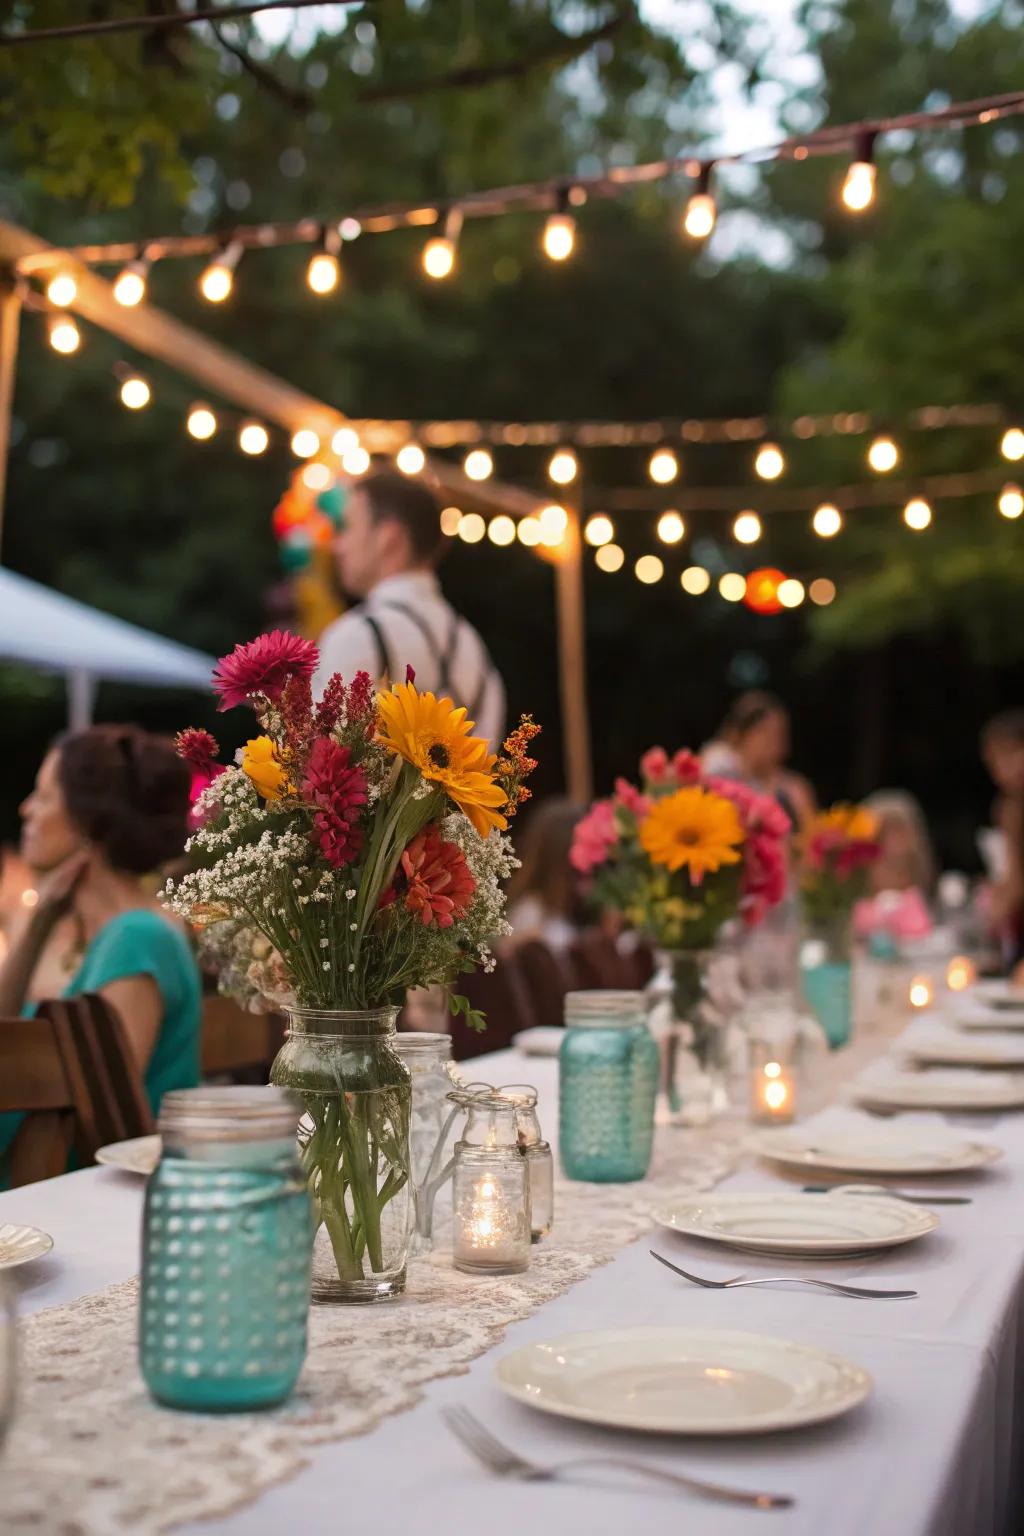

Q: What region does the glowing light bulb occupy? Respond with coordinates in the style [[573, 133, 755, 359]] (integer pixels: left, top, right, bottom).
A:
[[842, 160, 877, 212], [119, 375, 150, 410], [396, 442, 426, 475], [1001, 427, 1024, 462], [440, 507, 462, 537], [113, 262, 147, 307], [186, 404, 217, 440], [517, 516, 542, 547], [867, 434, 899, 472], [683, 192, 716, 240], [903, 497, 932, 531], [635, 554, 664, 584], [681, 565, 710, 595], [47, 314, 80, 354], [778, 577, 806, 608], [539, 503, 568, 545], [595, 542, 624, 572], [422, 236, 455, 280], [302, 462, 332, 491], [291, 428, 320, 459], [457, 512, 485, 544], [719, 572, 747, 602], [331, 426, 360, 457], [239, 421, 269, 455], [733, 510, 762, 545], [656, 510, 685, 544], [542, 212, 576, 262], [46, 270, 77, 307], [488, 515, 516, 546], [809, 578, 837, 606], [999, 483, 1024, 519], [200, 260, 234, 303], [547, 449, 578, 486], [754, 442, 785, 480], [648, 449, 679, 485], [464, 448, 493, 482], [812, 503, 843, 538], [342, 445, 370, 476], [583, 514, 614, 547], [306, 250, 340, 295]]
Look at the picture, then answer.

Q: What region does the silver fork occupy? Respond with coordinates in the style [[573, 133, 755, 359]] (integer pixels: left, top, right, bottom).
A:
[[650, 1249, 917, 1299], [442, 1405, 793, 1509]]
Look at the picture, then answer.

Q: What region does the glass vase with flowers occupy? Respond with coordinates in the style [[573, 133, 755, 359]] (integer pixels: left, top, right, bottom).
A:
[[798, 804, 880, 1048]]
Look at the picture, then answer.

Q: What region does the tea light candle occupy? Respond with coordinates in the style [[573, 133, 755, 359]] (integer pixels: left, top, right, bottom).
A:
[[750, 1058, 796, 1124], [452, 1149, 531, 1275], [909, 975, 934, 1010], [945, 955, 976, 993]]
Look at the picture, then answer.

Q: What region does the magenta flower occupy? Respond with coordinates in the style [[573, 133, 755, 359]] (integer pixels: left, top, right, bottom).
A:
[[569, 800, 618, 873], [639, 746, 671, 785], [212, 630, 319, 712], [613, 777, 651, 817], [176, 727, 219, 773], [303, 737, 368, 869]]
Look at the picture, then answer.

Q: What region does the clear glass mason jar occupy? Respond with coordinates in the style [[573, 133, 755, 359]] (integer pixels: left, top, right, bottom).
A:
[[139, 1086, 311, 1412], [450, 1089, 532, 1275], [501, 1083, 554, 1241], [646, 949, 746, 1126], [559, 990, 659, 1182], [392, 1032, 459, 1255], [270, 1008, 412, 1303]]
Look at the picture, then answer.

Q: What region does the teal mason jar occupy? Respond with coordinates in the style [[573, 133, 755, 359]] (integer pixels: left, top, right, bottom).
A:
[[559, 990, 660, 1182], [140, 1086, 312, 1412]]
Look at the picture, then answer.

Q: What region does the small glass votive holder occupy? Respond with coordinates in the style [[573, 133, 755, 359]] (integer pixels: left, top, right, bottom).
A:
[[502, 1084, 553, 1242], [748, 1038, 798, 1125], [450, 1088, 531, 1276]]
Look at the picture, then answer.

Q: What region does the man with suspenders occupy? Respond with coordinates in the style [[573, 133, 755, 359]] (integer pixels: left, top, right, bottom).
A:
[[313, 469, 506, 749]]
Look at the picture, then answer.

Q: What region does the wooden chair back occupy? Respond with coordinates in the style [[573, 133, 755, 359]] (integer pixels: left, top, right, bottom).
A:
[[513, 938, 575, 1033], [201, 994, 284, 1081], [453, 957, 533, 1060]]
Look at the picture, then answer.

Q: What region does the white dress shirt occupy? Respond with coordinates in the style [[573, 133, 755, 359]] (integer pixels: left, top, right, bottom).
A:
[[313, 570, 506, 749]]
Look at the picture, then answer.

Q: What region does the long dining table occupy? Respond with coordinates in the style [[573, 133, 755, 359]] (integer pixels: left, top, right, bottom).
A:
[[4, 1003, 1024, 1536]]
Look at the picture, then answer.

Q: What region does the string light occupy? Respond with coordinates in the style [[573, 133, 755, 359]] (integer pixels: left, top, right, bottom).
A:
[[681, 565, 711, 595], [239, 420, 270, 455], [199, 242, 241, 303], [812, 503, 843, 537], [464, 448, 494, 482], [635, 554, 664, 584], [488, 515, 517, 546], [595, 542, 624, 572], [682, 162, 716, 240], [867, 434, 899, 472], [719, 572, 746, 602], [656, 510, 685, 544], [539, 503, 568, 545], [302, 462, 332, 491], [440, 506, 463, 536], [457, 511, 486, 543], [648, 448, 679, 485], [1001, 426, 1024, 462], [903, 497, 932, 530], [422, 208, 462, 280], [186, 403, 217, 440], [306, 228, 341, 295], [542, 187, 576, 261], [999, 483, 1024, 519], [841, 129, 877, 212], [396, 442, 426, 475], [517, 515, 542, 546], [113, 257, 148, 307], [332, 425, 360, 457], [583, 514, 614, 546], [754, 442, 785, 480], [733, 510, 762, 544], [778, 577, 806, 608], [809, 577, 836, 606], [547, 448, 578, 486], [342, 444, 370, 476], [45, 270, 78, 307], [291, 428, 320, 459], [119, 374, 151, 410], [47, 314, 80, 354]]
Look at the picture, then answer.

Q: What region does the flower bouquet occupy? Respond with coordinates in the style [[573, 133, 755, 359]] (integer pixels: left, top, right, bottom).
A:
[[167, 631, 537, 1300], [571, 748, 790, 1121], [798, 804, 880, 1047]]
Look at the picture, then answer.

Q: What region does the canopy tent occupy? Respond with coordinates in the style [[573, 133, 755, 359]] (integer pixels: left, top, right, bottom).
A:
[[0, 566, 215, 727]]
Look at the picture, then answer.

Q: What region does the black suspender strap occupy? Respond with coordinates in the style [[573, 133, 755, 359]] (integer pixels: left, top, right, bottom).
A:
[[366, 598, 496, 723], [361, 612, 393, 685]]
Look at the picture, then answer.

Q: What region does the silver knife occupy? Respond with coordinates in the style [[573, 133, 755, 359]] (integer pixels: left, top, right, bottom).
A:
[[802, 1184, 971, 1205]]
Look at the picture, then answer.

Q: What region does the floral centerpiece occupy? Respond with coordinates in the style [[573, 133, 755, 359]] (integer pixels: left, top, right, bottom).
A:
[[167, 631, 538, 1300], [797, 803, 880, 1048], [570, 748, 790, 1121]]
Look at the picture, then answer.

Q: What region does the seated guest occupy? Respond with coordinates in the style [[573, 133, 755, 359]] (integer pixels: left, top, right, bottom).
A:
[[864, 790, 937, 896], [0, 728, 201, 1147], [505, 798, 585, 951], [712, 691, 817, 831], [981, 710, 1024, 968]]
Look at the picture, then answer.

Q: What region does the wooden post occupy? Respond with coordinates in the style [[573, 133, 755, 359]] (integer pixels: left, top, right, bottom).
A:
[[554, 505, 592, 803], [0, 279, 21, 561]]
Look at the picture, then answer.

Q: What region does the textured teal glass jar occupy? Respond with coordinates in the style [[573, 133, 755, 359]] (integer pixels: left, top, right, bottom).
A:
[[800, 920, 854, 1049], [140, 1086, 312, 1413], [559, 991, 659, 1182]]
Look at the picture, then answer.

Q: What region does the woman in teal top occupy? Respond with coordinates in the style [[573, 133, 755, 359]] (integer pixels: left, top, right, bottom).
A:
[[0, 726, 201, 1177]]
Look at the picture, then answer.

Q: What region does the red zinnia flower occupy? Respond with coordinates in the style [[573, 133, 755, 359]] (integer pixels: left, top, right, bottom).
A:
[[400, 827, 476, 928], [302, 737, 368, 869], [212, 630, 319, 712], [176, 727, 219, 773]]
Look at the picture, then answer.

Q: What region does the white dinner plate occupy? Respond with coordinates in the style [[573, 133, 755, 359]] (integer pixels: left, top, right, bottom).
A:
[[95, 1134, 162, 1176], [972, 980, 1024, 1010], [749, 1125, 1001, 1177], [0, 1223, 53, 1270], [652, 1191, 937, 1255], [954, 1001, 1024, 1032], [511, 1027, 565, 1057], [903, 1029, 1024, 1069], [851, 1068, 1024, 1113], [495, 1327, 872, 1436]]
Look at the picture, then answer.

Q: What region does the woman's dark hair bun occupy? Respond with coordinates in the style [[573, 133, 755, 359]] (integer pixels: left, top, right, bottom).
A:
[[57, 725, 192, 875]]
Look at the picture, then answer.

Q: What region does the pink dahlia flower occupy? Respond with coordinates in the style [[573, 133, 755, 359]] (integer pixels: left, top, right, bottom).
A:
[[569, 800, 618, 873], [212, 630, 319, 711], [176, 727, 219, 774]]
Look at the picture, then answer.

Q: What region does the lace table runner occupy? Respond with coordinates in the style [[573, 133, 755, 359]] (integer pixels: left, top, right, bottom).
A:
[[4, 1128, 740, 1536]]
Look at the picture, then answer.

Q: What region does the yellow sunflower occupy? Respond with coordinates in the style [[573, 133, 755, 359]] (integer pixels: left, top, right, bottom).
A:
[[811, 803, 879, 842], [639, 785, 745, 881], [241, 736, 290, 800], [376, 681, 508, 837]]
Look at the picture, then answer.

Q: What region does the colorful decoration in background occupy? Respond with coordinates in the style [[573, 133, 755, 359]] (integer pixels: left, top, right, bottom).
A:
[[744, 568, 786, 615], [799, 804, 882, 925], [271, 467, 347, 637]]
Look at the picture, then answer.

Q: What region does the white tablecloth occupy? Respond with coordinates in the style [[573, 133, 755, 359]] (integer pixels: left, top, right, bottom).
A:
[[4, 1037, 1024, 1536]]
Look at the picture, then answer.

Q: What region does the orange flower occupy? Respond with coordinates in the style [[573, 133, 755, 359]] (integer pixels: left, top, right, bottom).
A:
[[639, 785, 745, 882]]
